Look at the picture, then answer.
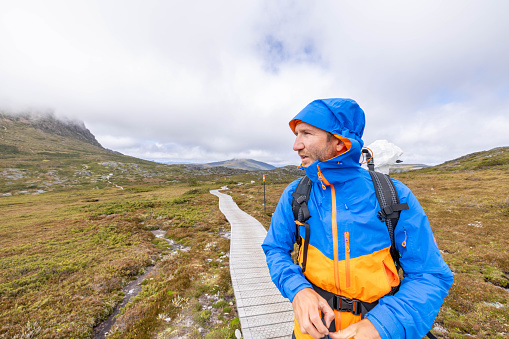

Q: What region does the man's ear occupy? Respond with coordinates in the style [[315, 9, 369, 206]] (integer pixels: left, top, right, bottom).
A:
[[336, 140, 346, 153]]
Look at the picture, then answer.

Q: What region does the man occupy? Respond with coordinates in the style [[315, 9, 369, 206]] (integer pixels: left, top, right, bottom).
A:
[[262, 98, 453, 339]]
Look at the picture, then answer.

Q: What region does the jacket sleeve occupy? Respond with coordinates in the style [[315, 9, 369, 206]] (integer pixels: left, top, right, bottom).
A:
[[365, 180, 454, 339], [261, 180, 313, 302]]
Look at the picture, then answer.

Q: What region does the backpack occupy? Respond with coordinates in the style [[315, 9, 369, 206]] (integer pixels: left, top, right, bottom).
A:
[[291, 150, 438, 339], [291, 148, 409, 273]]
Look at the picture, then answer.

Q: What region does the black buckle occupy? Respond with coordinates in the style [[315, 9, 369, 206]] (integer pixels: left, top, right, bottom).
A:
[[383, 205, 394, 215], [332, 295, 362, 316], [296, 195, 307, 204], [377, 205, 394, 222]]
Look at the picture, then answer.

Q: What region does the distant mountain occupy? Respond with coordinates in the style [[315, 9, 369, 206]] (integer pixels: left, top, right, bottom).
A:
[[389, 163, 430, 173], [202, 158, 276, 171]]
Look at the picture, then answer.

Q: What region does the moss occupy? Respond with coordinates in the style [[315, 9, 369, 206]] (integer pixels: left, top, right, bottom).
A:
[[482, 265, 509, 288]]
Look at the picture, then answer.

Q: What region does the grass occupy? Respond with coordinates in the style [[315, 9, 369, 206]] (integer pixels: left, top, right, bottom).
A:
[[0, 182, 240, 338], [395, 169, 509, 337], [228, 167, 509, 338]]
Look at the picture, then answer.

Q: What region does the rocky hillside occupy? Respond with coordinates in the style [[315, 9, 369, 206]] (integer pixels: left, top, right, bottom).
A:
[[1, 111, 102, 147]]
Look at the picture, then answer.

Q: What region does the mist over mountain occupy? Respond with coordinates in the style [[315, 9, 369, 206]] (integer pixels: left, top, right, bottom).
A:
[[1, 111, 102, 148]]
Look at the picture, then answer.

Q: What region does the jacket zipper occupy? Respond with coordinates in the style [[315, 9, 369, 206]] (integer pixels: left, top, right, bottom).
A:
[[345, 231, 350, 288], [317, 165, 341, 295]]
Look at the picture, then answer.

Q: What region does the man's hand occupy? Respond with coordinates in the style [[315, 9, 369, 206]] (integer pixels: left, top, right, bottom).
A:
[[292, 288, 335, 339], [328, 319, 381, 339]]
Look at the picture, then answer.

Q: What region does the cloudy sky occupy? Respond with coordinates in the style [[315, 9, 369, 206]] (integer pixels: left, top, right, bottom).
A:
[[1, 0, 508, 166]]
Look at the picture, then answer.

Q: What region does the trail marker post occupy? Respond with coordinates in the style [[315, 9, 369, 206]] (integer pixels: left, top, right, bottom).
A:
[[263, 174, 266, 213]]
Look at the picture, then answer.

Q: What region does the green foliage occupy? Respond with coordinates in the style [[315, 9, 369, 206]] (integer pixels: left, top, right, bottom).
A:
[[86, 199, 161, 216], [195, 310, 212, 327], [172, 197, 192, 204], [204, 327, 233, 339], [212, 300, 228, 308], [203, 317, 241, 339], [152, 238, 171, 251]]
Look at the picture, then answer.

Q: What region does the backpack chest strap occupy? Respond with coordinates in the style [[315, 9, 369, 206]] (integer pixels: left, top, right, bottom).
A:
[[310, 282, 379, 319]]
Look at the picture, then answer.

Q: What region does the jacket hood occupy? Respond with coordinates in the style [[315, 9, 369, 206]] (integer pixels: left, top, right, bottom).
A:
[[290, 98, 365, 146], [290, 98, 366, 183]]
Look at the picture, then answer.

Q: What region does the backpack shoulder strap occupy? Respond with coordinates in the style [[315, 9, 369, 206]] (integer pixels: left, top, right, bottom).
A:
[[367, 171, 409, 266], [368, 172, 437, 339], [291, 175, 312, 272], [292, 175, 312, 223]]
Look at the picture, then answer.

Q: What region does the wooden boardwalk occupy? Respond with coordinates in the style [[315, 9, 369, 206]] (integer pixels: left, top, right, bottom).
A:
[[210, 189, 294, 339]]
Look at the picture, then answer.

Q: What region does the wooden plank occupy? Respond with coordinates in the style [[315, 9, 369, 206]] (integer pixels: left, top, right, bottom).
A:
[[211, 189, 294, 339]]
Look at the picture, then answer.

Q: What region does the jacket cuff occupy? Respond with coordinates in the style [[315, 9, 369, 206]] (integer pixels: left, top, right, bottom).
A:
[[284, 275, 313, 303], [365, 305, 403, 339]]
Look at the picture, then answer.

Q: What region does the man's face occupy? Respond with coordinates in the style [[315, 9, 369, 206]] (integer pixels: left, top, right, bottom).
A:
[[293, 122, 344, 167]]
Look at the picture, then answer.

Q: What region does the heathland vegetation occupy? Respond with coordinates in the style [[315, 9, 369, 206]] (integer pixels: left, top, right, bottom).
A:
[[0, 113, 267, 338], [1, 112, 508, 338]]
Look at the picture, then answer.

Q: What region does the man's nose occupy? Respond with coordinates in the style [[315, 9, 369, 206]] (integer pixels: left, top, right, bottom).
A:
[[293, 136, 304, 151]]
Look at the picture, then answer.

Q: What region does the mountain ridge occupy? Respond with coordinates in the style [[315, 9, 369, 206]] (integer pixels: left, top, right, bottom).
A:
[[424, 146, 509, 171], [202, 158, 276, 171]]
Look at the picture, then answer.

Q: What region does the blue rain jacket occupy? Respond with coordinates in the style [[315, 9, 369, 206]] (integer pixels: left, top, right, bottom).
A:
[[262, 98, 453, 338]]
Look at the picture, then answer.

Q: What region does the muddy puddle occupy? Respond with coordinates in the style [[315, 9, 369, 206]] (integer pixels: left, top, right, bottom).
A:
[[93, 229, 189, 338], [217, 227, 231, 240], [93, 265, 155, 338], [152, 229, 191, 251]]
